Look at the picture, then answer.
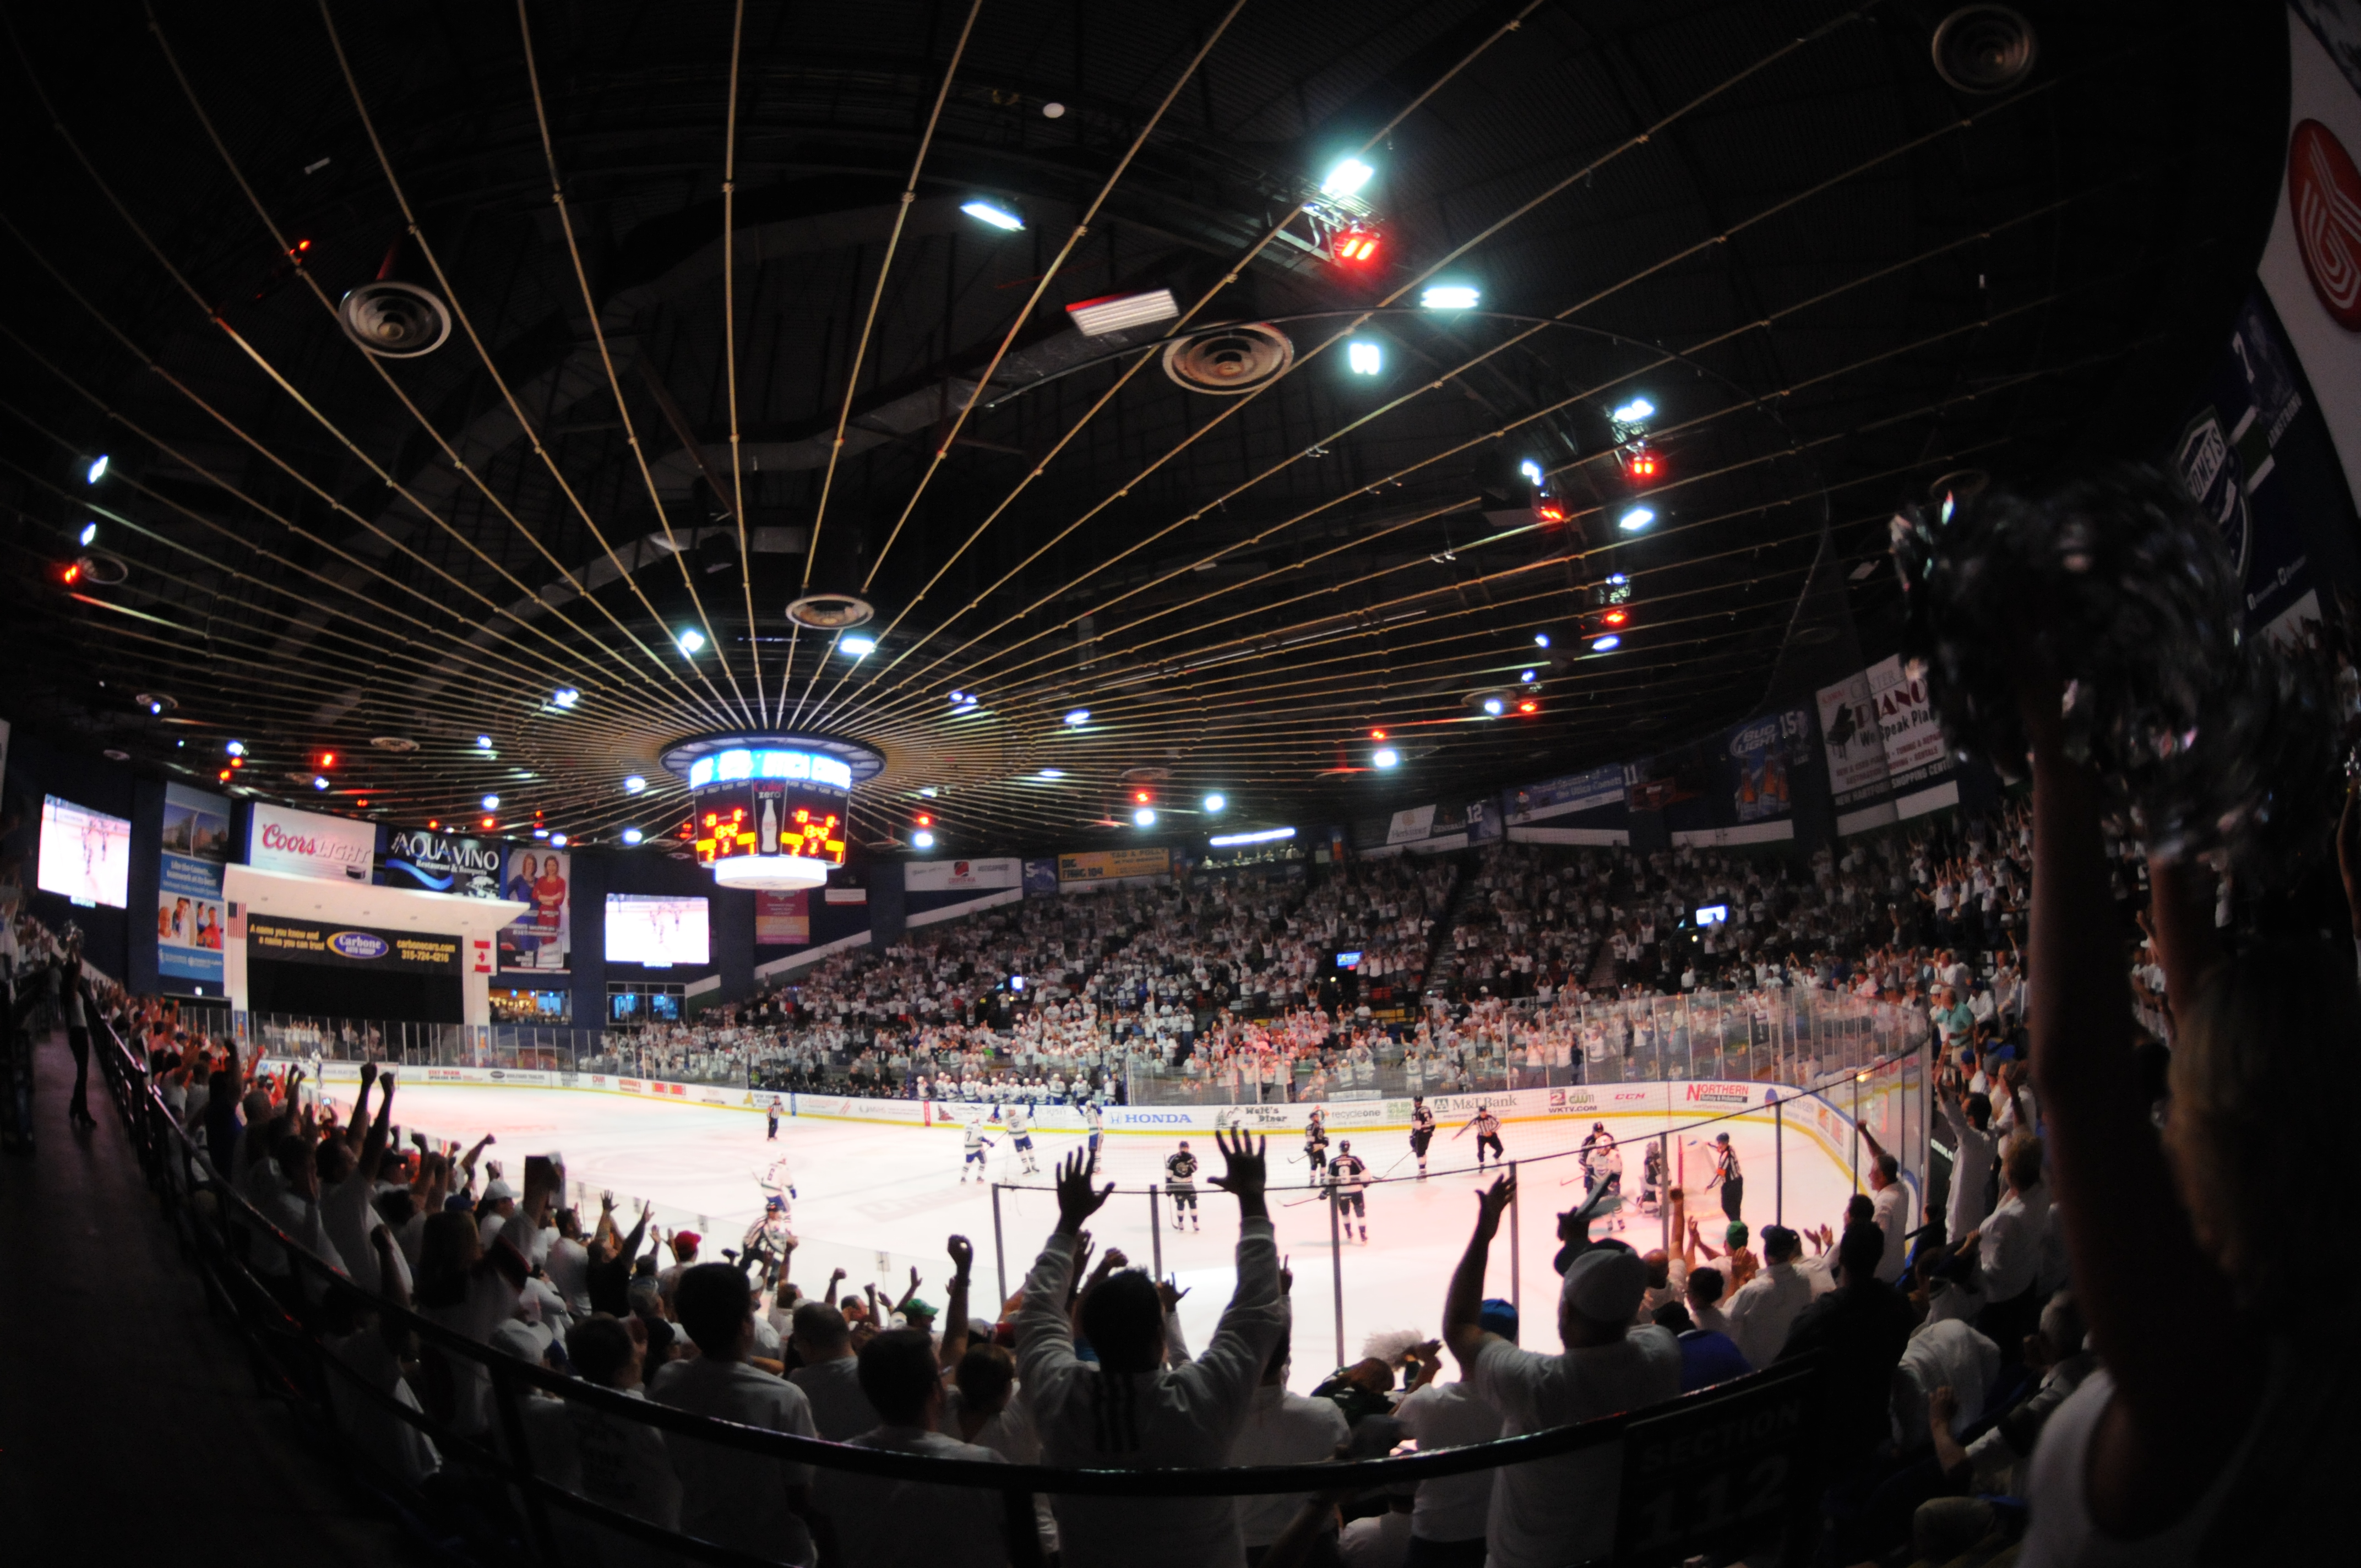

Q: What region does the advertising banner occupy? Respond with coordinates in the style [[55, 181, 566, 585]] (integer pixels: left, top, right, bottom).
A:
[[1816, 655, 1952, 812], [248, 802, 377, 884], [1386, 804, 1438, 844], [157, 782, 229, 984], [1057, 846, 1171, 885], [906, 857, 1021, 892], [755, 890, 809, 946], [247, 914, 460, 973], [497, 848, 570, 973], [1508, 764, 1628, 824], [377, 829, 503, 897], [1720, 707, 1813, 823]]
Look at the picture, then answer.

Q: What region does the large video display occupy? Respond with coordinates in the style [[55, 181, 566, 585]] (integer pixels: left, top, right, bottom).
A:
[[37, 794, 130, 908], [603, 893, 710, 968]]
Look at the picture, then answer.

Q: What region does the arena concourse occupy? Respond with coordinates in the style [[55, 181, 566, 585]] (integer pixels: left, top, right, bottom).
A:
[[0, 3, 2344, 1564]]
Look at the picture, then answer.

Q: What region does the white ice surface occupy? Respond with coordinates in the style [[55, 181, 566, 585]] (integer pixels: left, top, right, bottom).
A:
[[380, 1086, 1865, 1392]]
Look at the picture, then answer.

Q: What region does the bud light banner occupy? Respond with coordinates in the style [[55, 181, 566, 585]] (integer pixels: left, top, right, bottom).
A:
[[246, 914, 459, 973], [376, 830, 503, 897], [1720, 708, 1813, 824], [498, 849, 571, 973]]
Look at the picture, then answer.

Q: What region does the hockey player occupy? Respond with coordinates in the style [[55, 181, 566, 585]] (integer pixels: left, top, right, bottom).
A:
[[745, 1157, 797, 1256], [1578, 1123, 1611, 1199], [1303, 1107, 1330, 1175], [960, 1118, 997, 1183], [1640, 1138, 1667, 1215], [765, 1096, 783, 1140], [1082, 1098, 1106, 1174], [1328, 1139, 1370, 1243], [1005, 1098, 1041, 1174], [1408, 1095, 1437, 1179], [1164, 1140, 1200, 1231], [1454, 1103, 1504, 1171], [1590, 1136, 1626, 1232]]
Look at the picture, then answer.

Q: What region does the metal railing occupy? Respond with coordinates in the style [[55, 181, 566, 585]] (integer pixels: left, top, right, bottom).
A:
[[94, 1000, 1829, 1568]]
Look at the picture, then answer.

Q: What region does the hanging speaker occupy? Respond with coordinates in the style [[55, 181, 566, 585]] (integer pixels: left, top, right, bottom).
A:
[[1930, 6, 2039, 95], [339, 233, 454, 358], [1162, 323, 1294, 395]]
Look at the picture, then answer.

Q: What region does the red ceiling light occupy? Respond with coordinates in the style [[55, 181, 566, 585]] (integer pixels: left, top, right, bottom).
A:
[[1602, 608, 1630, 627], [915, 813, 933, 828], [427, 819, 439, 830], [62, 562, 81, 584], [1370, 728, 1387, 741], [318, 751, 336, 767], [1331, 225, 1381, 266], [1133, 790, 1152, 804], [481, 815, 494, 828], [1624, 442, 1658, 480], [1517, 699, 1539, 714], [1536, 500, 1568, 524]]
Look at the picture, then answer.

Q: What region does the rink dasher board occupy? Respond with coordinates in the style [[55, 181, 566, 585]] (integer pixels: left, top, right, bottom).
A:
[[266, 1059, 1868, 1170]]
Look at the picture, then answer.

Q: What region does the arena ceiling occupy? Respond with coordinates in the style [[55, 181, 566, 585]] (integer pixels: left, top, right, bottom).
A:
[[0, 1, 2288, 854]]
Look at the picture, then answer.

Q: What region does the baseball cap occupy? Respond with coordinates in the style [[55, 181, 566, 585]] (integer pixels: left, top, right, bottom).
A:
[[674, 1229, 701, 1250], [1478, 1297, 1519, 1341], [1561, 1248, 1649, 1322], [482, 1179, 518, 1203], [904, 1298, 938, 1320], [1724, 1222, 1749, 1247]]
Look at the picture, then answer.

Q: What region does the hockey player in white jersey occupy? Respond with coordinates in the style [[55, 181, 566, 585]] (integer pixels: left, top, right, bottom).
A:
[[960, 1118, 997, 1183], [1005, 1099, 1041, 1174]]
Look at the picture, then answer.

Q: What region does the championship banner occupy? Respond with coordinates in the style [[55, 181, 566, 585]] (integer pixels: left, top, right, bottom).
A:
[[755, 890, 809, 945], [1057, 846, 1171, 885], [905, 856, 1021, 892], [1023, 858, 1060, 897], [1506, 764, 1627, 824], [247, 914, 460, 973], [1466, 794, 1503, 844], [497, 848, 570, 973], [157, 782, 229, 984], [247, 801, 376, 884]]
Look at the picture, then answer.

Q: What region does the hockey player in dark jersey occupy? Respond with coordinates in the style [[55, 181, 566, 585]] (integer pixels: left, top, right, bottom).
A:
[[1163, 1140, 1200, 1231], [1327, 1139, 1370, 1243], [1303, 1107, 1330, 1175], [1408, 1095, 1436, 1179]]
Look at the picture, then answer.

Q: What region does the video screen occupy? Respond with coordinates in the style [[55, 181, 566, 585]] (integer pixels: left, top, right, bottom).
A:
[[1334, 950, 1364, 969], [1695, 903, 1729, 927], [603, 894, 710, 968], [38, 794, 132, 908], [608, 990, 643, 1023], [649, 992, 682, 1022]]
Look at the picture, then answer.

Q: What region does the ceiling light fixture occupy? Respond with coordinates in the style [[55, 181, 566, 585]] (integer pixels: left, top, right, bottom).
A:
[[1320, 157, 1374, 197], [1373, 747, 1400, 768], [1533, 633, 1552, 648], [482, 794, 500, 810], [1618, 507, 1656, 532], [1210, 825, 1294, 847], [623, 775, 647, 794], [912, 830, 936, 851], [1064, 707, 1090, 726], [1591, 634, 1622, 652], [1133, 806, 1157, 827], [676, 628, 706, 655], [78, 521, 97, 547], [1066, 288, 1179, 336], [840, 635, 876, 657], [620, 826, 644, 846], [1610, 396, 1655, 423], [1347, 340, 1383, 375], [312, 776, 330, 791], [1202, 792, 1225, 813], [477, 734, 493, 749], [1421, 285, 1479, 310], [1038, 769, 1065, 780], [961, 199, 1025, 232], [552, 688, 580, 708], [85, 454, 108, 483], [550, 833, 568, 848]]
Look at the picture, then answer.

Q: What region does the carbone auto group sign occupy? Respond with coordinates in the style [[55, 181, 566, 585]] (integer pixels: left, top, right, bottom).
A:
[[246, 915, 460, 973]]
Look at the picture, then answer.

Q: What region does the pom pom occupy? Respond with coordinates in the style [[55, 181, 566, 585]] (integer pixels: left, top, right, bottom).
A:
[[1893, 464, 2337, 881]]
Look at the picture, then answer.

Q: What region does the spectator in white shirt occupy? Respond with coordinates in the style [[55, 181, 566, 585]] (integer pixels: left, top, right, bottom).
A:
[[649, 1263, 820, 1564], [1392, 1315, 1510, 1567], [1226, 1317, 1351, 1560], [813, 1328, 1014, 1568], [1016, 1135, 1283, 1568], [1724, 1225, 1813, 1369], [788, 1302, 880, 1438], [1961, 1137, 2053, 1361], [528, 1313, 682, 1558], [1442, 1182, 1680, 1568], [1858, 1130, 1912, 1284], [1936, 1084, 1997, 1244]]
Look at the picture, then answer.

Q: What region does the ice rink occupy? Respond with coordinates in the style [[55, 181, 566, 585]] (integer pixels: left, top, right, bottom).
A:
[[379, 1084, 1870, 1391]]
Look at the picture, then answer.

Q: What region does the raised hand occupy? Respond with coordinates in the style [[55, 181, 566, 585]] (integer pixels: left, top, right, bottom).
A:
[[1156, 1275, 1190, 1313], [947, 1234, 973, 1275], [1206, 1129, 1268, 1205], [1473, 1173, 1516, 1239], [1052, 1147, 1114, 1236]]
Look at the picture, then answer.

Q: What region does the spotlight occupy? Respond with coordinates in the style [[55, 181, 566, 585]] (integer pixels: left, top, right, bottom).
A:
[[921, 787, 938, 797], [552, 688, 580, 708], [1517, 699, 1538, 714], [1602, 609, 1629, 627], [1617, 507, 1655, 533], [1610, 396, 1655, 424], [481, 816, 494, 829], [1134, 790, 1151, 804], [225, 740, 246, 757], [1373, 747, 1400, 768], [623, 775, 647, 794], [676, 628, 706, 655], [1133, 806, 1157, 827], [1520, 669, 1537, 683], [1038, 769, 1065, 780], [950, 690, 966, 704], [840, 635, 876, 657], [1591, 634, 1622, 652], [960, 199, 1025, 232], [1421, 285, 1479, 310], [149, 702, 162, 715], [533, 828, 549, 839], [1203, 792, 1225, 813], [1519, 459, 1546, 487], [621, 826, 644, 845], [1347, 340, 1383, 376], [915, 813, 933, 829], [477, 735, 493, 749], [550, 833, 568, 848], [312, 776, 330, 791], [1482, 696, 1505, 716], [427, 819, 440, 831], [1064, 707, 1090, 726], [482, 794, 501, 810], [912, 830, 936, 851], [1607, 573, 1628, 586], [1010, 974, 1025, 992], [1370, 728, 1387, 741], [1533, 633, 1551, 648], [319, 752, 335, 767], [78, 521, 96, 547], [1320, 157, 1374, 197], [85, 454, 108, 483]]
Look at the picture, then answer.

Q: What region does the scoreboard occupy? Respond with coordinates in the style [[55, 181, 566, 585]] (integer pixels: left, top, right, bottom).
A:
[[679, 747, 856, 890]]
